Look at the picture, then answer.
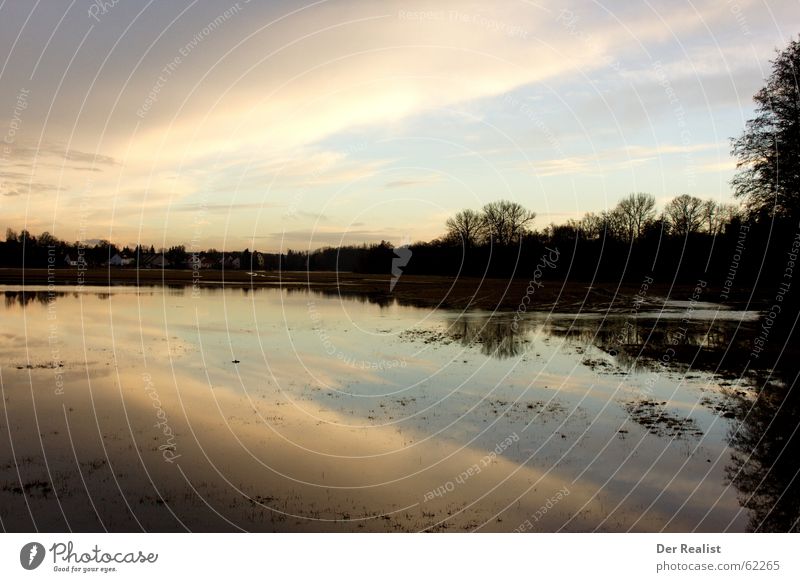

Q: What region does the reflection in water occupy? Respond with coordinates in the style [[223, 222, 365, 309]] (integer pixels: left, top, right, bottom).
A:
[[432, 310, 799, 531], [726, 369, 800, 532], [542, 315, 759, 375], [435, 310, 760, 373], [0, 284, 794, 532], [5, 289, 67, 308], [446, 315, 527, 359], [290, 284, 397, 308]]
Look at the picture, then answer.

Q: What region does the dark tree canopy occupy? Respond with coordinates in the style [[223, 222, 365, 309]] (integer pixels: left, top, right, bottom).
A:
[[665, 194, 704, 237], [445, 209, 485, 247], [480, 200, 536, 246], [732, 38, 800, 221], [617, 192, 656, 240]]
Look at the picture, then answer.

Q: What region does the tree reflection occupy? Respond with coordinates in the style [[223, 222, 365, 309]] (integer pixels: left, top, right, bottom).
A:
[[725, 368, 800, 532], [445, 314, 531, 359], [543, 315, 757, 376], [4, 290, 68, 308]]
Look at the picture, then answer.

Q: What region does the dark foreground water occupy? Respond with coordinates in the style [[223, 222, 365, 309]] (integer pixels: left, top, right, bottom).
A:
[[0, 285, 796, 532]]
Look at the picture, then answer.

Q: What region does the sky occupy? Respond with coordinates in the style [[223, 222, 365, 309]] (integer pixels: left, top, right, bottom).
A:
[[1, 0, 798, 253]]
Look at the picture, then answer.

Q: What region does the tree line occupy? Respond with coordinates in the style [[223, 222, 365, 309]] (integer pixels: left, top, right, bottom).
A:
[[336, 192, 767, 288], [0, 188, 780, 291]]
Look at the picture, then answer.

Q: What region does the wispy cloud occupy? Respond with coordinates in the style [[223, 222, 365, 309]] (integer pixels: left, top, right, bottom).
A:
[[527, 142, 726, 177], [385, 176, 442, 189]]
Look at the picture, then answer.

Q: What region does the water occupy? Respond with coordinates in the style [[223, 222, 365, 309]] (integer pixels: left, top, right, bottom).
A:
[[0, 285, 793, 532]]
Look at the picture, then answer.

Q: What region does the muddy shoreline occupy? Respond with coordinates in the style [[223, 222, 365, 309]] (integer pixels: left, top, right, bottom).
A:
[[0, 268, 764, 312]]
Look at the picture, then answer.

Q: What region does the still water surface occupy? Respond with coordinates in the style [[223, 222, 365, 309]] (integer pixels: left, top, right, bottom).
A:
[[0, 285, 791, 531]]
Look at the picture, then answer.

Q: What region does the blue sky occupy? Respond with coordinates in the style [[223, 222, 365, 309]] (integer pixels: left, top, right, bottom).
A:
[[1, 0, 798, 252]]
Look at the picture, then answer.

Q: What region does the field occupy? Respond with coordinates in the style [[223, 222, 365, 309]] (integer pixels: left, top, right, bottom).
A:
[[0, 268, 762, 312]]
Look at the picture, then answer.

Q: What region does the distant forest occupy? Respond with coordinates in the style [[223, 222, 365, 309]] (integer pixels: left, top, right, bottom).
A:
[[0, 191, 793, 292]]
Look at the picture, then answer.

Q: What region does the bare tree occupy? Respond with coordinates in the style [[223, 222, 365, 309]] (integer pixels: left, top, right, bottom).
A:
[[665, 194, 704, 236], [589, 209, 627, 239], [579, 212, 603, 239], [481, 200, 536, 246], [701, 200, 740, 235], [616, 192, 656, 240], [37, 231, 58, 247], [445, 209, 485, 247]]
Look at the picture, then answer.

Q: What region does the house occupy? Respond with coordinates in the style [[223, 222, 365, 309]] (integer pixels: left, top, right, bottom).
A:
[[223, 255, 241, 270], [139, 253, 171, 269], [108, 253, 135, 267], [188, 254, 216, 270], [151, 255, 170, 268], [64, 254, 79, 267], [252, 251, 265, 270]]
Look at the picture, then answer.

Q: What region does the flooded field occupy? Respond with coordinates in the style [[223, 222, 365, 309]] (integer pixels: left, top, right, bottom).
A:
[[0, 284, 795, 532]]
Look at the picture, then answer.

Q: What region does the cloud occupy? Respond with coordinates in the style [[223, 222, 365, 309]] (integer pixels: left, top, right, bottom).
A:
[[6, 142, 117, 166], [286, 210, 328, 221], [527, 142, 726, 177], [384, 176, 442, 189], [257, 227, 411, 250], [0, 0, 798, 247], [697, 159, 737, 173], [1, 182, 64, 196], [170, 202, 279, 213]]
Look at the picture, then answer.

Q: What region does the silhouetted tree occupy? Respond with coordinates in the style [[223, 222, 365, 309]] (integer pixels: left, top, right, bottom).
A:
[[579, 212, 604, 239], [165, 245, 187, 267], [732, 38, 800, 221], [665, 194, 704, 237], [480, 200, 536, 246], [445, 209, 485, 247], [727, 368, 800, 532], [617, 192, 656, 240], [702, 200, 739, 235]]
